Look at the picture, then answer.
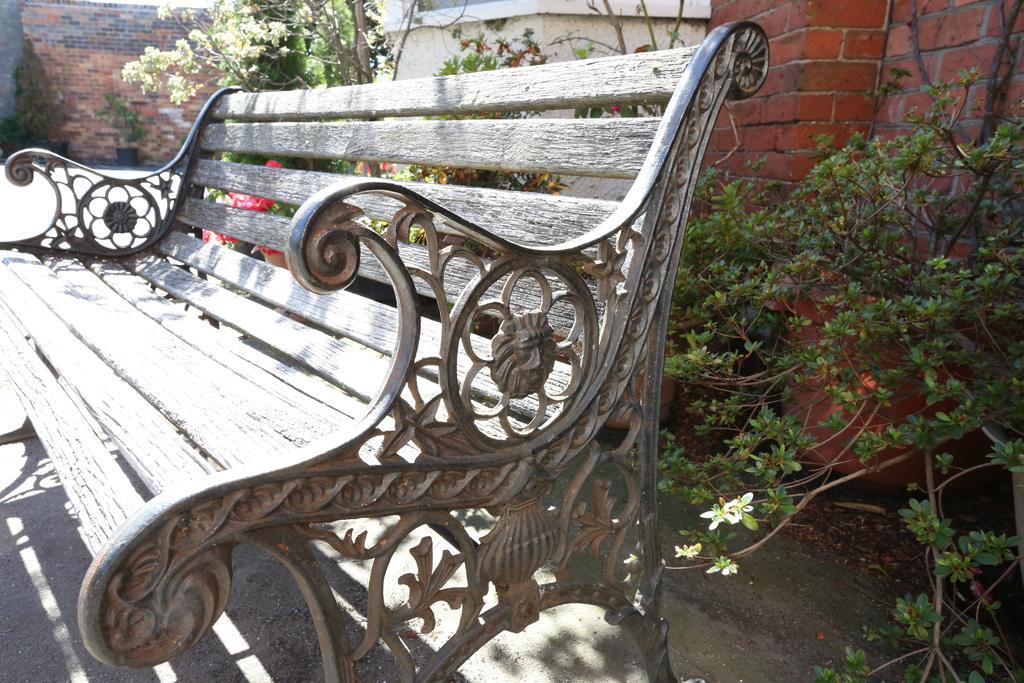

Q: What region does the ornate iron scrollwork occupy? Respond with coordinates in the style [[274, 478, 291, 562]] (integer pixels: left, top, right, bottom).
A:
[[77, 22, 769, 682], [490, 311, 558, 398], [1, 87, 239, 257]]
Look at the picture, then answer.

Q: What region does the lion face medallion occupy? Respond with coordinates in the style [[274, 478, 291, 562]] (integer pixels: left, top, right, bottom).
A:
[[489, 311, 557, 399]]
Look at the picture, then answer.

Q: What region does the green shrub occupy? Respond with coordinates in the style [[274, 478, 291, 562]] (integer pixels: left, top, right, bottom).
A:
[[0, 116, 24, 154], [664, 72, 1024, 681], [97, 94, 149, 144], [14, 37, 64, 141]]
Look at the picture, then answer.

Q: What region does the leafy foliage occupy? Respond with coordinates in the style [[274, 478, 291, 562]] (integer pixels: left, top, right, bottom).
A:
[[97, 94, 151, 144], [664, 72, 1024, 681], [0, 116, 24, 155], [14, 38, 64, 141], [122, 0, 385, 103]]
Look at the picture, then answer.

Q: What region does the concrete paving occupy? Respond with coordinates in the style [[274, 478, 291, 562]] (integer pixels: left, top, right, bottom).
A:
[[0, 388, 893, 682], [0, 165, 894, 681]]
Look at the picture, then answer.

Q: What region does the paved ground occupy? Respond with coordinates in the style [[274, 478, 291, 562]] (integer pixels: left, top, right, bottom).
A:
[[0, 165, 894, 681], [0, 422, 894, 683]]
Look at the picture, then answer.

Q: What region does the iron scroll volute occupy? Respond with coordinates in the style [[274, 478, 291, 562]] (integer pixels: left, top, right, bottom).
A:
[[727, 24, 770, 100], [286, 198, 363, 294]]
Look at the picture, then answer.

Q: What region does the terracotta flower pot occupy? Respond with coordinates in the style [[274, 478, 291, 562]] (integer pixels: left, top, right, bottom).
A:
[[262, 250, 287, 269], [605, 374, 677, 430], [780, 297, 993, 493], [786, 372, 992, 494]]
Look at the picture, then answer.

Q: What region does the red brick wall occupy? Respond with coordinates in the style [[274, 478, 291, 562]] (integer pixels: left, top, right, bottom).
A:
[[875, 0, 1024, 139], [708, 0, 1024, 182], [19, 0, 217, 165]]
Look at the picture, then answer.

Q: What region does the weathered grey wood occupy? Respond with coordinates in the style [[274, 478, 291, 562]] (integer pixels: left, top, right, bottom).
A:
[[214, 46, 696, 120], [174, 200, 597, 330], [127, 254, 393, 404], [201, 118, 659, 179], [0, 297, 143, 554], [0, 260, 217, 493], [80, 259, 361, 428], [160, 231, 403, 354], [193, 160, 617, 246], [0, 251, 328, 468], [88, 259, 365, 419], [178, 197, 286, 248], [156, 233, 570, 411]]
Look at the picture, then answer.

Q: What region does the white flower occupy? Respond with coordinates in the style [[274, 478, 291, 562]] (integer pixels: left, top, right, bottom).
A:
[[701, 493, 755, 530], [706, 557, 739, 576], [700, 501, 729, 530], [674, 543, 702, 559], [721, 492, 755, 524]]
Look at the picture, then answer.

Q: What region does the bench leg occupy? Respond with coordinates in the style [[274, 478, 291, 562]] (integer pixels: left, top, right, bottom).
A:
[[245, 526, 358, 683], [415, 350, 679, 682], [0, 417, 35, 446], [625, 323, 678, 683]]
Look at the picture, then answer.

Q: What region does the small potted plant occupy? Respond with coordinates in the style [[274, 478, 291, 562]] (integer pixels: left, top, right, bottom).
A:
[[98, 94, 149, 166], [15, 38, 67, 156]]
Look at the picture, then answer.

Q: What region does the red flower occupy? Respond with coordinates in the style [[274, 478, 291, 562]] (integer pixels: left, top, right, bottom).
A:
[[208, 159, 282, 252], [202, 229, 238, 245], [228, 192, 275, 212]]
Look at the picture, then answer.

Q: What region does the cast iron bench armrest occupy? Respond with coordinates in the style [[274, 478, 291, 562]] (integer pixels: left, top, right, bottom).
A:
[[2, 88, 239, 257], [2, 21, 773, 683]]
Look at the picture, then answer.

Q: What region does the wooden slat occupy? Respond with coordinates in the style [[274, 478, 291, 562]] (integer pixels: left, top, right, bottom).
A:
[[176, 199, 419, 296], [174, 200, 598, 330], [178, 197, 284, 248], [201, 118, 659, 179], [159, 231, 402, 355], [81, 259, 361, 424], [127, 254, 392, 404], [156, 234, 572, 404], [86, 262, 364, 419], [0, 261, 216, 493], [0, 297, 143, 554], [192, 159, 617, 246], [0, 251, 328, 468], [214, 47, 696, 120]]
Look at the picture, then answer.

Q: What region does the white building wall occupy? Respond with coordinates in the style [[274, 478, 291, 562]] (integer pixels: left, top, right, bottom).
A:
[[391, 8, 708, 81], [384, 1, 709, 200]]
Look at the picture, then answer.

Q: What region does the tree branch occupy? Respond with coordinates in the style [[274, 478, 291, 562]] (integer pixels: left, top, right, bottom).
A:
[[981, 0, 1024, 140]]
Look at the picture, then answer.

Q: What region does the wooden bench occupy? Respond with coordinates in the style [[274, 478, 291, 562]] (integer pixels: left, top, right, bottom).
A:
[[0, 22, 767, 682]]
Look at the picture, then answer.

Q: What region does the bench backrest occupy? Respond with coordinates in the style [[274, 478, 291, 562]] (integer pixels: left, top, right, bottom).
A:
[[174, 47, 697, 307], [167, 23, 769, 451]]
